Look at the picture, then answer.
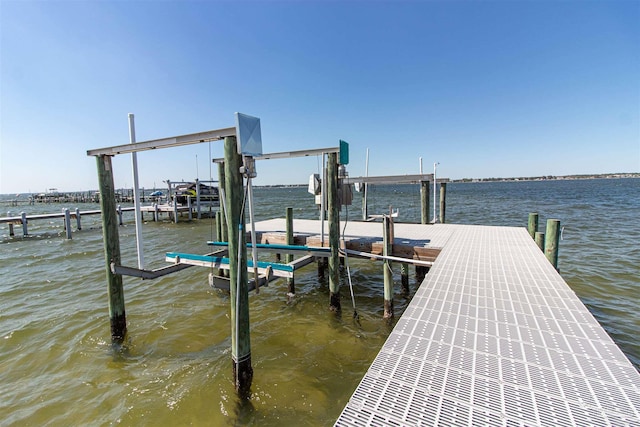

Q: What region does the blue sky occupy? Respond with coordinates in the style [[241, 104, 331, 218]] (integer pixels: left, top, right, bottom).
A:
[[1, 0, 638, 194]]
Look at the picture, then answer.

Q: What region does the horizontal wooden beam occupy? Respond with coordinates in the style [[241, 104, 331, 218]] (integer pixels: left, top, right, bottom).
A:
[[253, 231, 442, 263], [87, 127, 236, 156]]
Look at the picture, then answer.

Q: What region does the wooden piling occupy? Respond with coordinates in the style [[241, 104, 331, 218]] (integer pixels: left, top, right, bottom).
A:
[[172, 200, 178, 224], [215, 211, 222, 242], [361, 183, 368, 221], [286, 207, 294, 295], [420, 181, 429, 225], [400, 263, 409, 294], [215, 211, 225, 276], [187, 196, 192, 221], [224, 136, 252, 396], [544, 219, 560, 270], [317, 257, 327, 279], [21, 212, 27, 236], [117, 205, 123, 226], [75, 208, 81, 230], [7, 212, 14, 236], [64, 208, 72, 239], [218, 163, 228, 244], [327, 152, 341, 312], [535, 232, 545, 251], [528, 213, 539, 239], [383, 215, 394, 319], [439, 182, 447, 224], [415, 266, 428, 283], [96, 155, 126, 343]]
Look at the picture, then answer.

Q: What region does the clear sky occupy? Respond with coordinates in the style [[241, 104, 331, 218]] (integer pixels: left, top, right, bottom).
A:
[[1, 0, 638, 194]]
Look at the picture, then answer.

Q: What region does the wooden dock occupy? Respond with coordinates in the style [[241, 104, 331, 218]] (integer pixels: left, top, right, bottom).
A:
[[327, 223, 640, 426], [251, 218, 444, 264]]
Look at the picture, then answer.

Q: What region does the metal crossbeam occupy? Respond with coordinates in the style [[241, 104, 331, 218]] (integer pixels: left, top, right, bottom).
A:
[[87, 127, 236, 156], [212, 146, 341, 163], [343, 174, 450, 185]]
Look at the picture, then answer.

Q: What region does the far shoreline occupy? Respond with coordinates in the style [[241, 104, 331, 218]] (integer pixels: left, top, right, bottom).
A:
[[1, 173, 638, 196]]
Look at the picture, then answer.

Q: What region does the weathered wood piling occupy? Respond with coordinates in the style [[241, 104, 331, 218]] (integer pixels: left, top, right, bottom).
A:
[[327, 152, 341, 312], [224, 136, 253, 396], [545, 219, 560, 270], [527, 213, 559, 268], [286, 207, 294, 295], [528, 212, 539, 239], [96, 155, 127, 343], [420, 180, 429, 225], [535, 231, 545, 251]]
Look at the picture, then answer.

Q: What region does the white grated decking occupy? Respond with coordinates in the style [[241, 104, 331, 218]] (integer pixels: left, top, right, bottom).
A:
[[335, 224, 640, 426]]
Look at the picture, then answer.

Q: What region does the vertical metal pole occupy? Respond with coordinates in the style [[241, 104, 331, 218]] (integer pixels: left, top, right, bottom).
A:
[[321, 153, 326, 246], [224, 136, 252, 397], [545, 219, 560, 271], [187, 196, 192, 221], [327, 152, 341, 312], [128, 114, 144, 269], [195, 178, 201, 219], [528, 213, 539, 239], [439, 182, 447, 224], [363, 148, 369, 221], [246, 167, 259, 294], [432, 162, 438, 223], [96, 155, 126, 343], [154, 204, 159, 222]]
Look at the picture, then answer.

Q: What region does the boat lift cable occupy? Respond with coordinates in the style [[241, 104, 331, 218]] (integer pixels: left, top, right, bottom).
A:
[[209, 141, 215, 275], [244, 156, 260, 295], [234, 179, 250, 386], [341, 201, 359, 323]]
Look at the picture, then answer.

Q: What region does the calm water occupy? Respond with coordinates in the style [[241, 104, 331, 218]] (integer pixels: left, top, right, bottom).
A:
[[1, 179, 638, 426]]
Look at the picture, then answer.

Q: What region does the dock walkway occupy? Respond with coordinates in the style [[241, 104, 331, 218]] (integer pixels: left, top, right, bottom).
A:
[[332, 224, 640, 426]]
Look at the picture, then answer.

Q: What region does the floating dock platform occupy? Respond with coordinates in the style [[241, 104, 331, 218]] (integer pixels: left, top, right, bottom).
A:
[[248, 219, 640, 425], [329, 223, 640, 426]]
